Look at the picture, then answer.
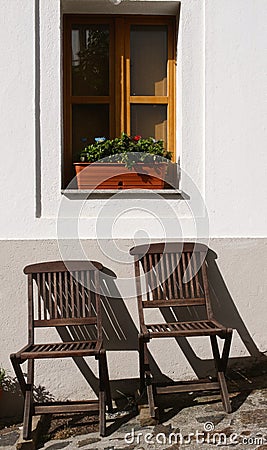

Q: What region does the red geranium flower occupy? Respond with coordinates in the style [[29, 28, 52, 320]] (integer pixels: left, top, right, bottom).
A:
[[133, 135, 141, 141]]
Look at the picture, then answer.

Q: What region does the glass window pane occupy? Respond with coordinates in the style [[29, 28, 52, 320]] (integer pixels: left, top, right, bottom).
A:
[[131, 104, 167, 145], [72, 104, 109, 160], [72, 25, 109, 96], [130, 25, 168, 96]]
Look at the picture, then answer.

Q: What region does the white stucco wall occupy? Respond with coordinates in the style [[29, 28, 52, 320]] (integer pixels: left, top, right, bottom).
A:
[[205, 0, 267, 237], [1, 0, 266, 240]]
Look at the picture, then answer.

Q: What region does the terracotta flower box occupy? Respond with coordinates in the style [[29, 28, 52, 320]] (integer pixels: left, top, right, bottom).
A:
[[74, 162, 167, 190]]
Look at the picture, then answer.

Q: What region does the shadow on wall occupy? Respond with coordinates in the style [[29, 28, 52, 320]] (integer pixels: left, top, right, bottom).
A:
[[156, 248, 266, 380], [207, 248, 264, 363], [57, 266, 172, 398]]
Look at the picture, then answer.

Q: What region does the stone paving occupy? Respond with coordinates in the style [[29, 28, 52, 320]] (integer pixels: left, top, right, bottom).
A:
[[1, 384, 267, 450], [37, 387, 267, 450], [1, 363, 267, 450]]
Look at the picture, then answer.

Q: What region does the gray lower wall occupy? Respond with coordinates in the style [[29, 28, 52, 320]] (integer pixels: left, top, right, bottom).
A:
[[0, 239, 266, 419]]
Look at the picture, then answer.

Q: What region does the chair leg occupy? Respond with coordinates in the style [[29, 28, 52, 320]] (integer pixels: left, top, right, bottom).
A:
[[139, 334, 150, 393], [146, 373, 156, 418], [23, 360, 34, 440], [218, 372, 231, 413], [99, 349, 112, 412], [99, 390, 106, 437], [98, 351, 107, 437], [10, 354, 27, 396], [210, 334, 232, 413], [138, 335, 146, 392], [221, 330, 233, 373], [138, 335, 155, 416]]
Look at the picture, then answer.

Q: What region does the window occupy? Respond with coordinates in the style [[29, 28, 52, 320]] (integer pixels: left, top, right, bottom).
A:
[[63, 15, 176, 186]]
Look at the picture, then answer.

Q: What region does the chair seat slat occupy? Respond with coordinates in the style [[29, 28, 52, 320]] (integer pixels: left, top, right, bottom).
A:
[[145, 320, 226, 337], [19, 340, 101, 358]]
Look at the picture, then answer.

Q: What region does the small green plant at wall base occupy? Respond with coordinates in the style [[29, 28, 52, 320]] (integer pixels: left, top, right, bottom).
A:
[[0, 368, 5, 386], [78, 133, 172, 169]]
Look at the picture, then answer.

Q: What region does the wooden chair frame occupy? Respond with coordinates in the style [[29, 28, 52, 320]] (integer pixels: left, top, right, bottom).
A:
[[130, 243, 233, 416], [10, 261, 112, 439]]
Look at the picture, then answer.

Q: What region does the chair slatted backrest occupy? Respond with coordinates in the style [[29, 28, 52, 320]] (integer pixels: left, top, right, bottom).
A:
[[24, 261, 103, 344], [130, 243, 213, 324]]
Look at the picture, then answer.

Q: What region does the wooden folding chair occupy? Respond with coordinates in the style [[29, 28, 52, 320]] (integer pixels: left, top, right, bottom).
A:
[[10, 261, 112, 439], [130, 243, 233, 416]]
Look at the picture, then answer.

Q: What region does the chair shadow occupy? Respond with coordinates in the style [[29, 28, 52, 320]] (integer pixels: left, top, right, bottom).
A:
[[145, 247, 267, 422], [57, 265, 171, 389], [154, 248, 265, 380]]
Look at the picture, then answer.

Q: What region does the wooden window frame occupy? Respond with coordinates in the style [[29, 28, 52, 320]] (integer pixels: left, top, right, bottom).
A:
[[63, 14, 176, 187]]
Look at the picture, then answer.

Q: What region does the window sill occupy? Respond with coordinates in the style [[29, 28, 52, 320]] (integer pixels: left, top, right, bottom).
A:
[[61, 189, 189, 200]]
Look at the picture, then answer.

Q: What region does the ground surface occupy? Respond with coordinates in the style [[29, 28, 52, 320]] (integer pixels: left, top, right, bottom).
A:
[[1, 367, 267, 449]]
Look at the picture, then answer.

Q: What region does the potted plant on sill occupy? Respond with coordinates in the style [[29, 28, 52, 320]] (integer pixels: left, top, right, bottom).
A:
[[0, 368, 5, 399], [73, 133, 172, 190]]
